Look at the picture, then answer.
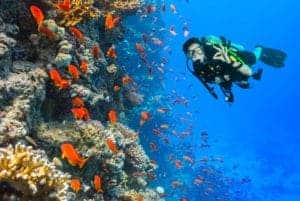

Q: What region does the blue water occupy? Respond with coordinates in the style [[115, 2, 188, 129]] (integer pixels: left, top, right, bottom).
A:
[[157, 0, 300, 200], [121, 0, 299, 200], [122, 0, 300, 201]]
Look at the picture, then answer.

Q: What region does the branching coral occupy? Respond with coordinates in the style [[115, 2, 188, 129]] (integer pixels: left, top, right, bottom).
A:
[[110, 0, 143, 13], [0, 143, 70, 201], [54, 0, 100, 27]]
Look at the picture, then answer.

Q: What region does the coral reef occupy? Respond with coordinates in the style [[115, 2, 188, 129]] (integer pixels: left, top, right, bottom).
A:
[[0, 17, 18, 78], [51, 0, 100, 27], [0, 33, 16, 60], [110, 0, 143, 13], [106, 63, 118, 74], [0, 143, 70, 201], [0, 0, 164, 200], [0, 65, 47, 144], [54, 40, 73, 68], [39, 19, 66, 41], [35, 121, 161, 200]]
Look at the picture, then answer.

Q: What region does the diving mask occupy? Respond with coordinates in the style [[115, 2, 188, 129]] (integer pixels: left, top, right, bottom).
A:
[[186, 43, 205, 63]]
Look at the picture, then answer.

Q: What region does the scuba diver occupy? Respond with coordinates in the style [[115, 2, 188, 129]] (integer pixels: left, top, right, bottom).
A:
[[183, 35, 287, 102]]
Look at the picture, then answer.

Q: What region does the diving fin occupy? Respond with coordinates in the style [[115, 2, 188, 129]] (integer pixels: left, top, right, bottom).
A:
[[256, 46, 287, 68]]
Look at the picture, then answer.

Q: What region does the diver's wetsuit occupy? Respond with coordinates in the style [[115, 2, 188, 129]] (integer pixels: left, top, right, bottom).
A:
[[192, 39, 244, 102], [193, 37, 251, 83]]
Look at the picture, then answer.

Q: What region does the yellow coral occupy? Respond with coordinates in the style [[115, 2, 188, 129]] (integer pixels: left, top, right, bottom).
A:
[[110, 0, 142, 13], [55, 0, 100, 27], [0, 143, 70, 201], [120, 190, 140, 201]]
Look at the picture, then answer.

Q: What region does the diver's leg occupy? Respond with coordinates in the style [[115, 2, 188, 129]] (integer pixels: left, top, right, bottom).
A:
[[234, 63, 262, 81]]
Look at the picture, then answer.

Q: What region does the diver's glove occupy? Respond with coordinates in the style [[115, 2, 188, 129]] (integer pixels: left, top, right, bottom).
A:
[[212, 45, 231, 64], [252, 68, 263, 80], [256, 46, 287, 67]]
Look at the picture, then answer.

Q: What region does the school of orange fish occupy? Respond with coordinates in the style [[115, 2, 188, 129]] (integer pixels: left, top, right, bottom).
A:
[[27, 1, 235, 200]]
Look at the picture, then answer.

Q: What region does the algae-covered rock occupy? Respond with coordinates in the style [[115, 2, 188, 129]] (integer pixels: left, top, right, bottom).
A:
[[40, 20, 65, 41], [0, 66, 47, 144]]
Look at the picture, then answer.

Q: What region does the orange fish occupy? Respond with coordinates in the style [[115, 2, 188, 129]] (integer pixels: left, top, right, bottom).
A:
[[61, 143, 88, 168], [38, 26, 58, 40], [69, 27, 84, 43], [157, 107, 169, 113], [71, 107, 90, 121], [150, 159, 157, 165], [70, 179, 81, 193], [49, 69, 69, 89], [149, 142, 158, 151], [193, 176, 204, 186], [80, 59, 88, 74], [140, 111, 150, 126], [113, 85, 120, 92], [131, 172, 146, 178], [49, 69, 62, 84], [136, 194, 143, 201], [93, 175, 103, 193], [55, 0, 71, 12], [171, 180, 183, 188], [105, 12, 120, 30], [106, 138, 118, 154], [146, 4, 156, 13], [147, 171, 157, 180], [121, 75, 133, 84], [30, 5, 44, 26], [135, 43, 145, 57], [175, 160, 183, 169], [108, 110, 117, 124], [68, 64, 80, 80], [71, 97, 84, 107], [92, 44, 101, 59], [59, 79, 70, 89], [106, 46, 117, 59], [183, 155, 195, 164]]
